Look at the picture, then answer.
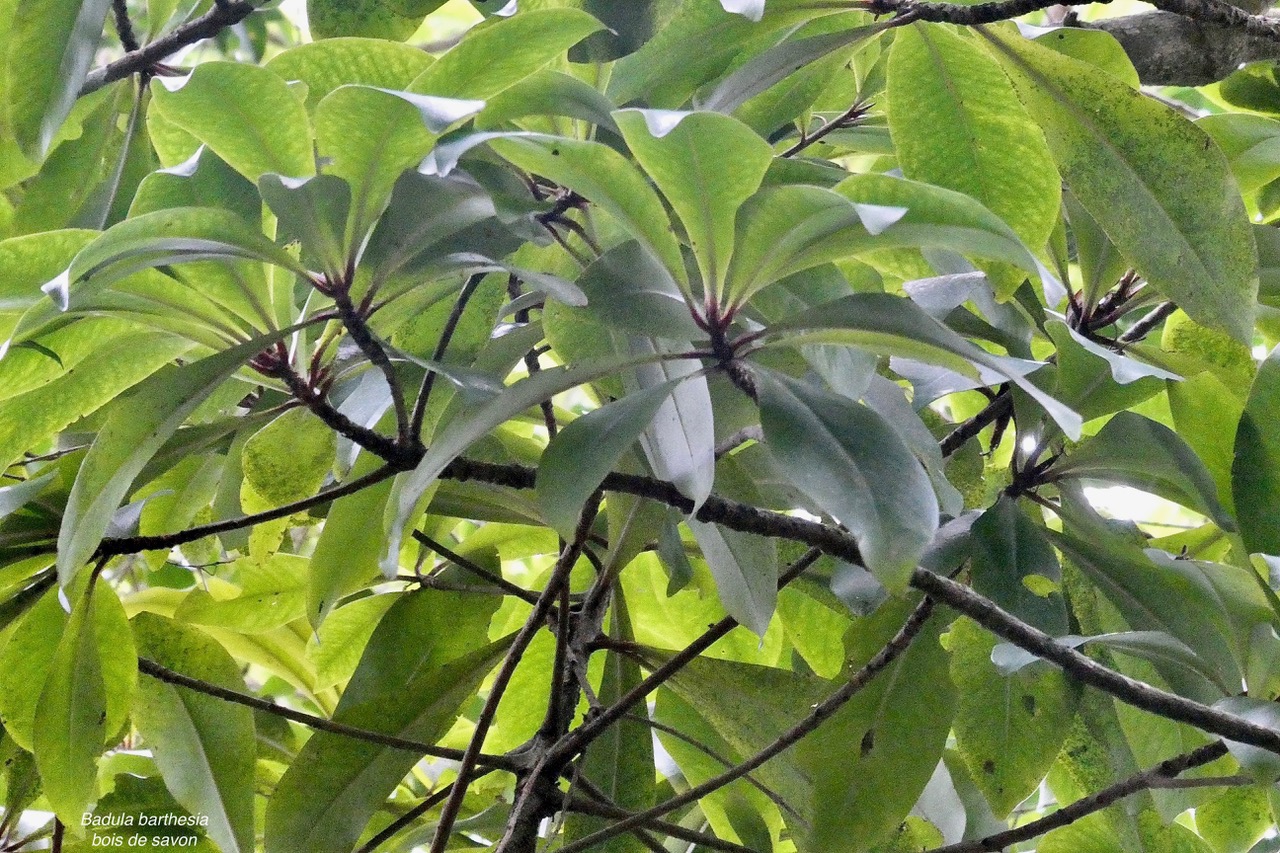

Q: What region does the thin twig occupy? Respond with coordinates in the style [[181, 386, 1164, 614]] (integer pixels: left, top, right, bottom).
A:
[[546, 548, 823, 768], [97, 464, 399, 557], [626, 713, 801, 820], [81, 1, 257, 96], [1117, 301, 1178, 346], [275, 362, 407, 464], [924, 741, 1230, 853], [560, 792, 759, 853], [556, 594, 937, 853], [137, 658, 521, 772], [940, 390, 1011, 458], [427, 501, 600, 853], [333, 293, 414, 447], [911, 570, 1280, 757], [410, 273, 483, 442], [412, 530, 539, 605], [352, 775, 491, 853], [110, 0, 140, 53]]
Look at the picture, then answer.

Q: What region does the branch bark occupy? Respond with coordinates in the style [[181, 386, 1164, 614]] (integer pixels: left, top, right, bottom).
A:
[[924, 741, 1231, 853], [80, 1, 258, 96], [1091, 12, 1280, 86]]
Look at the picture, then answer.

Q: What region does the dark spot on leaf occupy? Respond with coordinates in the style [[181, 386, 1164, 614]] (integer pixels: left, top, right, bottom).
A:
[[551, 149, 561, 156], [983, 759, 996, 774], [860, 729, 875, 757], [1022, 694, 1037, 715]]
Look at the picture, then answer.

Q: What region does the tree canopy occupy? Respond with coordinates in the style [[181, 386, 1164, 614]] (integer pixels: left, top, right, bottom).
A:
[[2, 0, 1280, 851]]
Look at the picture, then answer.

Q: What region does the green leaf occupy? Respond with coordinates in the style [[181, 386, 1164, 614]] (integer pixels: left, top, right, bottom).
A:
[[150, 62, 316, 181], [699, 22, 878, 117], [1051, 512, 1252, 698], [1195, 784, 1272, 853], [628, 338, 717, 509], [971, 496, 1068, 635], [265, 37, 435, 110], [409, 9, 603, 100], [571, 0, 657, 61], [57, 335, 282, 584], [888, 24, 1060, 276], [798, 597, 956, 852], [3, 0, 112, 157], [0, 585, 71, 751], [488, 135, 689, 291], [0, 330, 191, 470], [688, 519, 778, 636], [359, 170, 503, 286], [306, 593, 397, 688], [259, 173, 352, 277], [1045, 320, 1173, 422], [0, 229, 96, 337], [33, 207, 307, 333], [576, 240, 702, 339], [756, 368, 937, 592], [564, 596, 654, 853], [307, 449, 396, 628], [175, 555, 309, 633], [33, 582, 136, 828], [724, 186, 870, 304], [655, 652, 831, 819], [765, 292, 1082, 439], [1199, 113, 1280, 203], [1054, 411, 1236, 531], [615, 109, 773, 300], [832, 173, 1046, 277], [983, 27, 1258, 343], [384, 353, 659, 575], [315, 87, 484, 243], [607, 0, 834, 108], [240, 407, 337, 512], [1170, 371, 1243, 517], [265, 589, 507, 853], [307, 0, 449, 40], [1233, 345, 1280, 555], [1065, 189, 1129, 310], [1032, 28, 1138, 87], [132, 613, 256, 853], [478, 69, 621, 131], [950, 617, 1078, 816], [537, 380, 680, 538]]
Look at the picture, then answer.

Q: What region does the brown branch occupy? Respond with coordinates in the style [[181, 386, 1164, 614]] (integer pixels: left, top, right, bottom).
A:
[[1118, 301, 1178, 347], [110, 0, 140, 53], [556, 594, 937, 853], [276, 365, 409, 465], [924, 741, 1230, 853], [428, 501, 600, 853], [410, 273, 483, 442], [136, 657, 521, 772], [545, 548, 823, 768], [97, 464, 399, 557], [412, 529, 539, 605], [333, 294, 414, 448], [868, 0, 1077, 25], [352, 775, 490, 853], [80, 1, 258, 96], [625, 713, 801, 820], [560, 792, 759, 853], [910, 570, 1280, 756], [1090, 13, 1280, 85], [99, 449, 1280, 765], [939, 390, 1011, 458]]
